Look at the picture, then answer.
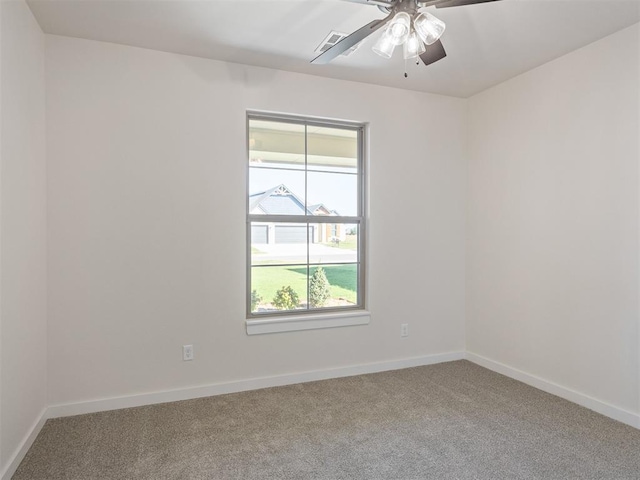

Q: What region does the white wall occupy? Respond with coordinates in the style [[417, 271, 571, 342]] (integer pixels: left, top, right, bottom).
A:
[[467, 24, 640, 417], [638, 23, 640, 424], [45, 35, 467, 406], [0, 0, 47, 475]]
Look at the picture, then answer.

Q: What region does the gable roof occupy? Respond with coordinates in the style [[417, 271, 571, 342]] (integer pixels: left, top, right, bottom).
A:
[[249, 185, 339, 216], [307, 204, 334, 216], [249, 184, 306, 215]]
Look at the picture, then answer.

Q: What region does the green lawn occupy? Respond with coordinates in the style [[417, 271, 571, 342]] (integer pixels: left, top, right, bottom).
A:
[[324, 234, 358, 250], [252, 264, 357, 306]]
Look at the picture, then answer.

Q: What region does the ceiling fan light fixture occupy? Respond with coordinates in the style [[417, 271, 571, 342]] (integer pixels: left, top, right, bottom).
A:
[[403, 30, 426, 59], [413, 11, 446, 45], [372, 27, 397, 58], [387, 12, 411, 45]]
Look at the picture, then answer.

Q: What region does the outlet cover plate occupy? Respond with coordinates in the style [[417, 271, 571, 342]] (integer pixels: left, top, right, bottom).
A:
[[183, 344, 194, 361]]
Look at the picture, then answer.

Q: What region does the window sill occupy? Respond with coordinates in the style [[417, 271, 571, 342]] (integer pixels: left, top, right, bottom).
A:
[[246, 310, 371, 335]]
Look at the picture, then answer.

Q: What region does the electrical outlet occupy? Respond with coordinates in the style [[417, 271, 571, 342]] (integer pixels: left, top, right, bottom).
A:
[[183, 344, 194, 361], [400, 324, 409, 338]]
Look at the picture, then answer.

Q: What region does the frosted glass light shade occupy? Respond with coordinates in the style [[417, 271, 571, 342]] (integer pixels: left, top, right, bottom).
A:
[[403, 31, 426, 59], [372, 28, 396, 58], [414, 11, 446, 45], [388, 12, 411, 46]]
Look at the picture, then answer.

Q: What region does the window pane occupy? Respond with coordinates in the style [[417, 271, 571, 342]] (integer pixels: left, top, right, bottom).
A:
[[247, 115, 364, 318], [308, 264, 358, 310], [307, 125, 358, 173], [307, 171, 358, 217], [249, 168, 306, 216], [251, 222, 308, 266], [251, 265, 308, 313], [309, 223, 358, 264], [249, 119, 305, 170]]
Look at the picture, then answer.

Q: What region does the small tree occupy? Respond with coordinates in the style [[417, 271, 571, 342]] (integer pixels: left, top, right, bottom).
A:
[[273, 286, 299, 310], [309, 267, 331, 307], [251, 290, 262, 312]]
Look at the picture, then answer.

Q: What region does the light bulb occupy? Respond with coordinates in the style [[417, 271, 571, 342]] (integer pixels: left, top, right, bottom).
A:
[[372, 27, 396, 58], [387, 12, 411, 46], [413, 11, 446, 45], [403, 31, 426, 59]]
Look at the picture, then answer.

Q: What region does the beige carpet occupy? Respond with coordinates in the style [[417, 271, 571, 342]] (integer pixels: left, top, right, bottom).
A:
[[13, 360, 640, 479]]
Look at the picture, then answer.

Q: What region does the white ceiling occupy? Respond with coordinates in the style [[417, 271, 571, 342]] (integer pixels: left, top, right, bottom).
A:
[[27, 0, 640, 97]]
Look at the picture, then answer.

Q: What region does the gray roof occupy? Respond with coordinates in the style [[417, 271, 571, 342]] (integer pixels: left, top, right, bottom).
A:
[[249, 185, 307, 215], [249, 185, 338, 216]]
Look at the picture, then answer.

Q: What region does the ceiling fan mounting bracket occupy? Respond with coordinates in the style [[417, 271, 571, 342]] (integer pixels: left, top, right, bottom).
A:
[[375, 0, 458, 13], [379, 0, 429, 16]]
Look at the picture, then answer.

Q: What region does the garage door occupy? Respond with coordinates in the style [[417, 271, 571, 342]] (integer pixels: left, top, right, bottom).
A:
[[251, 225, 268, 244], [275, 225, 314, 244]]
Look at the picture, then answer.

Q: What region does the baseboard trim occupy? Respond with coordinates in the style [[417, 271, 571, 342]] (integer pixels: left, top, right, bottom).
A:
[[466, 352, 640, 430], [48, 351, 465, 419], [1, 407, 49, 480]]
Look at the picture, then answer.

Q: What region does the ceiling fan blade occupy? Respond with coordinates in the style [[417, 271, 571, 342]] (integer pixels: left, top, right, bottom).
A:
[[419, 40, 446, 66], [341, 0, 396, 7], [311, 14, 392, 64], [435, 0, 500, 8]]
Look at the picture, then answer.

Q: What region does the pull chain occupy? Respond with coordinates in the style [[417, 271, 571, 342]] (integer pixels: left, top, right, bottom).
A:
[[403, 58, 421, 78]]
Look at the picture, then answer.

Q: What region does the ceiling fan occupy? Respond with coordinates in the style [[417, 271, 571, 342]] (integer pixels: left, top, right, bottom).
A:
[[311, 0, 501, 68]]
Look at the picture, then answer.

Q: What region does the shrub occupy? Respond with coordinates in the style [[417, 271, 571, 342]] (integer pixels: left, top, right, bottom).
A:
[[309, 267, 331, 307], [273, 286, 299, 310], [251, 289, 262, 311]]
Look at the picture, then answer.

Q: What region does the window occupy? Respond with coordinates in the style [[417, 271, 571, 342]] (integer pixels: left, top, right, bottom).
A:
[[247, 113, 365, 318]]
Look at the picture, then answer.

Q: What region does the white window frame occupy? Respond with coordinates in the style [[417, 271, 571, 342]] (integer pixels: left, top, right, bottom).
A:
[[246, 112, 369, 334]]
